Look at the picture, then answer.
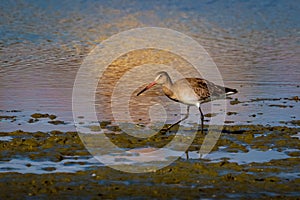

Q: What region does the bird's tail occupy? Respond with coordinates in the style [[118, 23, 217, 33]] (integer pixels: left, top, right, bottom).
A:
[[225, 87, 238, 95]]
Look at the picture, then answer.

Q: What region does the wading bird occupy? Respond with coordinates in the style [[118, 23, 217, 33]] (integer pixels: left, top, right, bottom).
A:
[[137, 71, 237, 133]]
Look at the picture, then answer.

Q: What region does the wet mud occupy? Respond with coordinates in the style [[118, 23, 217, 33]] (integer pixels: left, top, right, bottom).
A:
[[0, 124, 299, 199]]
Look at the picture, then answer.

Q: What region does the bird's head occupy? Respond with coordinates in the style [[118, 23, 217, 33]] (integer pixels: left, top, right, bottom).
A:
[[136, 71, 170, 96], [154, 71, 169, 85]]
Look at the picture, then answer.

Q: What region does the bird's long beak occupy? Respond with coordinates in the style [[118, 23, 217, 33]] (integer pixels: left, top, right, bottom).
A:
[[136, 82, 157, 96]]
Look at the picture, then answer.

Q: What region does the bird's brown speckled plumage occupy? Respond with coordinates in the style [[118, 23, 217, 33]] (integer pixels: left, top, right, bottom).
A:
[[184, 78, 236, 103], [137, 71, 237, 133]]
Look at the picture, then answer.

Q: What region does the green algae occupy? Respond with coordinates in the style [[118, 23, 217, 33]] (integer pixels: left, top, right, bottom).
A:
[[204, 113, 218, 118], [0, 116, 16, 120], [28, 118, 38, 123], [289, 120, 300, 126], [250, 98, 282, 102], [48, 120, 66, 125], [30, 113, 58, 122], [31, 113, 50, 118], [230, 98, 242, 105], [227, 111, 238, 115], [0, 124, 299, 199], [48, 115, 57, 120], [269, 104, 291, 108]]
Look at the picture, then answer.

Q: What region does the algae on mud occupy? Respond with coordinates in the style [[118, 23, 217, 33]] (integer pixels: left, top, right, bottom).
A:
[[0, 124, 299, 199]]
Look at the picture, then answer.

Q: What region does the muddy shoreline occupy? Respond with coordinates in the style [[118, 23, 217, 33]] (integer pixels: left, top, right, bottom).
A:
[[0, 124, 299, 199]]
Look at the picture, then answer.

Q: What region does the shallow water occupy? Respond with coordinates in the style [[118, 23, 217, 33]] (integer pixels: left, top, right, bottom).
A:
[[1, 0, 299, 131], [0, 156, 99, 174], [0, 148, 294, 174]]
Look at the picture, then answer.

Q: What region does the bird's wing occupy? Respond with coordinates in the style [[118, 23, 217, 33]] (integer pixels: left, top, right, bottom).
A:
[[185, 78, 226, 101]]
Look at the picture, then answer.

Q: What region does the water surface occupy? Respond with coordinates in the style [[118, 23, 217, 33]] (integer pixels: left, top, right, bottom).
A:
[[1, 1, 299, 128]]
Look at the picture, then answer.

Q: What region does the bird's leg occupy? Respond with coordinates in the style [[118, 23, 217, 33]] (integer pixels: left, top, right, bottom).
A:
[[198, 105, 204, 134], [185, 150, 189, 160], [164, 106, 190, 132]]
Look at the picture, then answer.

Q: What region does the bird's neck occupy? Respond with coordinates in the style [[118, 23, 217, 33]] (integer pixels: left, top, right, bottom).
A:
[[162, 82, 172, 90], [161, 77, 174, 97], [162, 76, 173, 89]]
